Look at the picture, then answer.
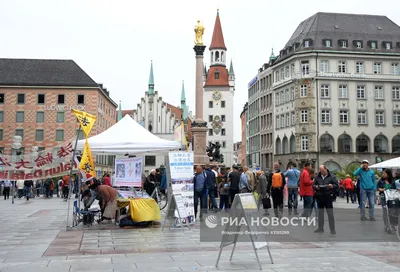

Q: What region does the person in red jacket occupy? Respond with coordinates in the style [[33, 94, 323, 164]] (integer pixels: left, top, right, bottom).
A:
[[300, 162, 314, 217], [103, 174, 112, 187], [344, 175, 355, 204]]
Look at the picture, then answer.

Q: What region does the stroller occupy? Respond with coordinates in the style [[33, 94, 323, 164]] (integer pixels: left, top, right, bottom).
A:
[[382, 190, 400, 234]]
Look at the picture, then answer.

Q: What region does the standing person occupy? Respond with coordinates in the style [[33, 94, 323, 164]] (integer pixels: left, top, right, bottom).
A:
[[256, 170, 269, 215], [344, 175, 355, 204], [193, 165, 207, 219], [218, 176, 229, 211], [239, 168, 250, 193], [3, 180, 11, 200], [244, 166, 255, 191], [103, 174, 111, 187], [354, 160, 377, 221], [24, 179, 34, 201], [62, 175, 70, 201], [313, 165, 338, 234], [299, 162, 314, 217], [205, 165, 218, 211], [16, 179, 24, 199], [44, 176, 52, 198], [285, 162, 300, 215], [228, 165, 241, 204], [355, 177, 361, 208], [377, 169, 396, 206], [57, 178, 63, 197], [266, 163, 286, 218]]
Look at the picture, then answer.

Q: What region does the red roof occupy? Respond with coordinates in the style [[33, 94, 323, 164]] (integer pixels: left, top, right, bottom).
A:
[[209, 11, 227, 50], [204, 66, 229, 87]]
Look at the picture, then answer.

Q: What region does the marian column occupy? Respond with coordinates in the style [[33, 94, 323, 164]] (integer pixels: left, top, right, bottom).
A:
[[191, 20, 209, 165]]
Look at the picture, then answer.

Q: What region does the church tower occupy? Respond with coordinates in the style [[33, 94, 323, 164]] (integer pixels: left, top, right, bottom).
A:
[[203, 9, 235, 166]]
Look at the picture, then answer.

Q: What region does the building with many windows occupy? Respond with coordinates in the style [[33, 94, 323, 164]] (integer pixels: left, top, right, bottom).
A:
[[0, 58, 117, 172], [203, 10, 235, 167], [249, 12, 400, 171], [122, 62, 192, 174]]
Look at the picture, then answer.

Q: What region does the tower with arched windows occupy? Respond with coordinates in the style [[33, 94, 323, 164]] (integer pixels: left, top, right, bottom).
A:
[[203, 10, 235, 166]]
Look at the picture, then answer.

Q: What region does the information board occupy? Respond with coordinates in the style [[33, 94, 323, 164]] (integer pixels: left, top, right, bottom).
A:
[[162, 193, 191, 232], [215, 193, 273, 270], [114, 157, 142, 187]]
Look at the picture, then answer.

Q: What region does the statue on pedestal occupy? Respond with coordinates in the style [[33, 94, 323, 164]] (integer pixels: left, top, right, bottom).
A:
[[194, 20, 205, 45], [206, 142, 224, 163]]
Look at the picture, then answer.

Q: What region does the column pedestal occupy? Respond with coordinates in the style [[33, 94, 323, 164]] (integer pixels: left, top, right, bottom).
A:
[[191, 120, 209, 165]]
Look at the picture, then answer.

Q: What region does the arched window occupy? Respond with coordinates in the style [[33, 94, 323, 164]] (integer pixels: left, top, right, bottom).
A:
[[221, 51, 224, 62], [392, 135, 400, 153], [282, 136, 289, 154], [324, 161, 342, 172], [215, 51, 220, 62], [320, 134, 334, 152], [356, 134, 370, 153], [338, 134, 352, 153], [374, 134, 388, 153], [211, 52, 214, 63], [275, 138, 282, 155], [289, 135, 296, 153]]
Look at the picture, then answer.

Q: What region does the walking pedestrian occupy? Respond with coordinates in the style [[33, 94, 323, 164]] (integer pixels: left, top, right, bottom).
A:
[[267, 162, 286, 218], [256, 170, 270, 215], [354, 160, 377, 221], [227, 165, 240, 204], [218, 176, 229, 211], [205, 165, 218, 210], [344, 175, 355, 203], [313, 165, 338, 234], [285, 162, 300, 215], [24, 179, 34, 201], [62, 175, 71, 201], [16, 179, 24, 199], [3, 180, 11, 200]]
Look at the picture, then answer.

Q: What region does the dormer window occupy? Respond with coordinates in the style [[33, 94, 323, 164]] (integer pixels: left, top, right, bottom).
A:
[[386, 42, 392, 50], [370, 41, 377, 49], [323, 39, 332, 47], [340, 40, 347, 48], [304, 40, 310, 48], [356, 41, 362, 48], [214, 71, 220, 80]]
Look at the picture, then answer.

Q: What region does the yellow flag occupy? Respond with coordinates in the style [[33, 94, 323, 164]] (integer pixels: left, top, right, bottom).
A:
[[72, 109, 97, 137], [79, 139, 96, 177]]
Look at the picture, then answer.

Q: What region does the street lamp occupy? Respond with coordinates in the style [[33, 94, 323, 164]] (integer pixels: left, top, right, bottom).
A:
[[11, 136, 22, 204]]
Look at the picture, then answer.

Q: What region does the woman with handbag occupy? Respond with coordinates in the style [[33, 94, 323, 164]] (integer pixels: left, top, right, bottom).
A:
[[256, 171, 271, 215]]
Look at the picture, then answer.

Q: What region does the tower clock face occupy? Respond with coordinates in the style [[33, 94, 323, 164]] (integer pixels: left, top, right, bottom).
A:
[[212, 90, 222, 101]]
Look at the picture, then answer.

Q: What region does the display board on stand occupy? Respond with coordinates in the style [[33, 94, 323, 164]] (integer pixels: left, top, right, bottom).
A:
[[167, 151, 195, 225], [162, 193, 191, 231], [215, 193, 274, 270], [114, 157, 143, 187]]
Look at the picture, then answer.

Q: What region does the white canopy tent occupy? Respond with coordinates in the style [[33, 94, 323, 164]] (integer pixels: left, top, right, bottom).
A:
[[369, 157, 400, 169], [76, 114, 182, 155]]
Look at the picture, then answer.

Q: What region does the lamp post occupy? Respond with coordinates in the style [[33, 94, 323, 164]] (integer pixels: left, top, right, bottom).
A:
[[11, 136, 22, 204]]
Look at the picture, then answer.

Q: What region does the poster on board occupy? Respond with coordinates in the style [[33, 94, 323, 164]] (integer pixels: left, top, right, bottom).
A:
[[115, 157, 143, 187], [168, 151, 195, 224]]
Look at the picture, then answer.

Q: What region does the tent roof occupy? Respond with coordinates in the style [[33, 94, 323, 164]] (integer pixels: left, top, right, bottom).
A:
[[370, 157, 400, 169], [76, 115, 182, 155]]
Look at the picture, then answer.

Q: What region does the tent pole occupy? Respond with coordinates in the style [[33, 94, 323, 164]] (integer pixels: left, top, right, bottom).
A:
[[66, 125, 82, 231]]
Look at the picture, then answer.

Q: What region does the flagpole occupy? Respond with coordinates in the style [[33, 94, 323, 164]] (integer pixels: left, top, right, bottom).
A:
[[66, 124, 82, 231]]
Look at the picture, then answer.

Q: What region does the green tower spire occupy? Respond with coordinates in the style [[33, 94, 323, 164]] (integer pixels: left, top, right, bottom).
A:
[[229, 60, 235, 75], [117, 100, 122, 121], [269, 48, 276, 62], [148, 60, 155, 95], [180, 80, 188, 123]]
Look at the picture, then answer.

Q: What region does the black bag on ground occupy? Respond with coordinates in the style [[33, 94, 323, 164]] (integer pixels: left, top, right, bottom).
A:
[[119, 217, 152, 228], [262, 197, 272, 209]]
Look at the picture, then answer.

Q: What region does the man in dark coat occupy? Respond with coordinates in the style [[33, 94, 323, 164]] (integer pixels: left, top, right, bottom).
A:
[[312, 165, 339, 234]]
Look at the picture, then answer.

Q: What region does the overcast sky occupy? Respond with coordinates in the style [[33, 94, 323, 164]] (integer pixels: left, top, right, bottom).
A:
[[0, 0, 399, 142]]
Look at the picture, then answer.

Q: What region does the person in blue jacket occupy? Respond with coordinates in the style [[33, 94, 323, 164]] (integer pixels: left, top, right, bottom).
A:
[[354, 160, 377, 221]]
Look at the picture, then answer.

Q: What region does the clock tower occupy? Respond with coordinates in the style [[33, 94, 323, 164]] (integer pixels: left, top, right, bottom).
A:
[[203, 9, 235, 166]]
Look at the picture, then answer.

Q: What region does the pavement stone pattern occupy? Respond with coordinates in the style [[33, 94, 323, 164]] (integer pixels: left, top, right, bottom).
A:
[[0, 196, 399, 271]]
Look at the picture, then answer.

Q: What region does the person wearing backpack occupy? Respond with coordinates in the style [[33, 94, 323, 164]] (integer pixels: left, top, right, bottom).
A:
[[266, 163, 286, 218], [193, 165, 207, 220], [285, 162, 301, 215]]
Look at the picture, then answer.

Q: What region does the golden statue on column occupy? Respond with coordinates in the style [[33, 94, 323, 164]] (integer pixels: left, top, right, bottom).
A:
[[194, 20, 205, 45]]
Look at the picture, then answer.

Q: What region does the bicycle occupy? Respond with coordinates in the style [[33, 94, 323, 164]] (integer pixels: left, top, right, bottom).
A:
[[151, 184, 168, 210]]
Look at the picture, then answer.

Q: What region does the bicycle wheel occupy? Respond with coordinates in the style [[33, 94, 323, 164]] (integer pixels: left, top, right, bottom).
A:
[[158, 190, 168, 210]]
